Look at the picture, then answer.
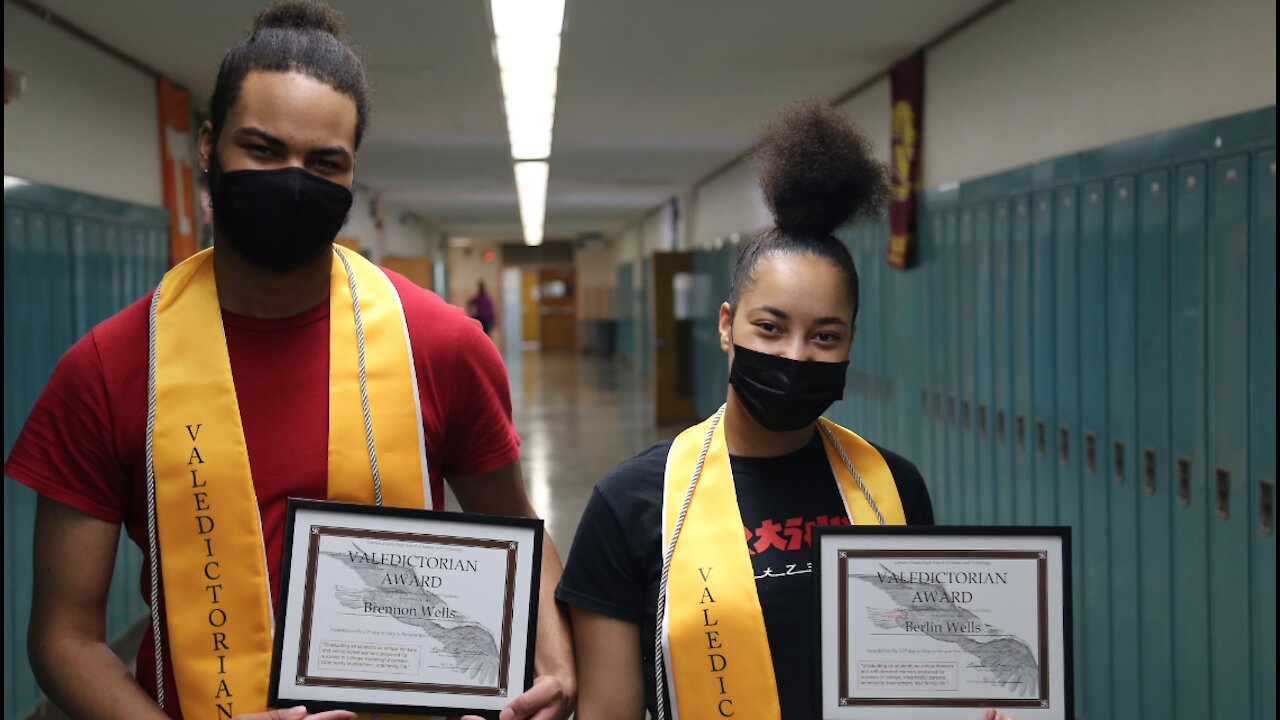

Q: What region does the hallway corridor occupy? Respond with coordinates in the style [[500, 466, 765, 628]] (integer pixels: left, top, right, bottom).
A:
[[502, 351, 681, 555]]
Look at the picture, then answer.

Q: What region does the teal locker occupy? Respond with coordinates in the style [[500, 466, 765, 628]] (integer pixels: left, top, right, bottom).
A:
[[974, 204, 995, 525], [992, 200, 1015, 524], [1136, 168, 1174, 720], [960, 207, 977, 523], [1011, 196, 1035, 523], [929, 212, 947, 516], [1105, 175, 1142, 720], [1169, 162, 1211, 720], [1207, 154, 1252, 719], [1031, 191, 1057, 525], [946, 208, 961, 521], [1052, 186, 1084, 712], [1077, 181, 1112, 716], [1249, 149, 1276, 720]]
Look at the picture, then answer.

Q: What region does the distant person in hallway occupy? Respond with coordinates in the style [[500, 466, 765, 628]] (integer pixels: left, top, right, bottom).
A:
[[468, 279, 497, 335], [3, 3, 573, 720], [558, 102, 1019, 720]]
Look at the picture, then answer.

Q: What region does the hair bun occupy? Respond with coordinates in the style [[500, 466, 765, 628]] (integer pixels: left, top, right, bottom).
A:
[[253, 0, 347, 40], [756, 100, 889, 236]]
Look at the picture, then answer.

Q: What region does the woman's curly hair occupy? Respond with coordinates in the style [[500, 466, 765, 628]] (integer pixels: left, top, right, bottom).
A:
[[728, 101, 890, 322]]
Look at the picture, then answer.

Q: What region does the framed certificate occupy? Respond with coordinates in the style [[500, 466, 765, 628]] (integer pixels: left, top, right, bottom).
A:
[[813, 526, 1072, 720], [269, 499, 543, 718]]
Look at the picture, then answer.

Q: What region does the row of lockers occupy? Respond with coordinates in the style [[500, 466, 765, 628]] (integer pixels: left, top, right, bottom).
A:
[[685, 106, 1275, 720], [3, 181, 168, 719]]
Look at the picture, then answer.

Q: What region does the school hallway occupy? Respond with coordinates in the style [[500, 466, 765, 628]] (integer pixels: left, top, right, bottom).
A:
[[4, 0, 1276, 718]]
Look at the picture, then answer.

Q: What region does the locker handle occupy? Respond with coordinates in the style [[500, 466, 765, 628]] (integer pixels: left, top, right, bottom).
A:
[[933, 393, 942, 420], [963, 401, 971, 432], [948, 397, 956, 425], [1084, 432, 1096, 475], [1215, 469, 1230, 519], [1177, 457, 1191, 507], [1143, 447, 1157, 495], [1059, 426, 1070, 467], [1036, 421, 1047, 458], [1017, 415, 1027, 452], [1113, 440, 1125, 484], [997, 409, 1006, 444], [1261, 478, 1274, 535], [978, 405, 987, 439]]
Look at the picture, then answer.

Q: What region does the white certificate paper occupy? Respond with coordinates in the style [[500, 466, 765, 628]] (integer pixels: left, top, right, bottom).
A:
[[816, 528, 1071, 720], [271, 500, 541, 718]]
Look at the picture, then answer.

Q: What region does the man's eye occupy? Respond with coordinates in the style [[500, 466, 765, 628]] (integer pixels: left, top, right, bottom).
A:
[[248, 145, 276, 157]]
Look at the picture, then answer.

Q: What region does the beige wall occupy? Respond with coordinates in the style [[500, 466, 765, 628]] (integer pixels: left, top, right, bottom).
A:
[[3, 3, 162, 207], [447, 239, 504, 309], [924, 0, 1277, 185]]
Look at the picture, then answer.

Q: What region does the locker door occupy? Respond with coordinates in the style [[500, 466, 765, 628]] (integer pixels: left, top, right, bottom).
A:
[[1031, 191, 1057, 524], [1052, 186, 1084, 709], [929, 213, 947, 517], [945, 209, 962, 520], [1011, 196, 1035, 523], [974, 204, 995, 525], [992, 200, 1015, 524], [960, 207, 977, 523], [1170, 162, 1210, 719], [1208, 154, 1252, 718], [1249, 149, 1276, 720], [1106, 175, 1142, 720], [1077, 181, 1111, 716], [920, 213, 938, 498], [1135, 169, 1173, 720]]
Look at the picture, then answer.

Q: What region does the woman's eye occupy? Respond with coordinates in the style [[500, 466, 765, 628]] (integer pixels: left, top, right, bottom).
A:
[[816, 332, 840, 343], [756, 321, 779, 333]]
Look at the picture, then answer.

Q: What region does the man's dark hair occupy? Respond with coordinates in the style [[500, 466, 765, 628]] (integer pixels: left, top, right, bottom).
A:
[[728, 101, 890, 324], [208, 0, 371, 148]]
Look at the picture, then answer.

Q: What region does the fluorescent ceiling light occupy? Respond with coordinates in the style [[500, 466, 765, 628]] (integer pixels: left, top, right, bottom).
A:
[[448, 236, 473, 248], [515, 161, 548, 246], [491, 0, 565, 39], [495, 35, 561, 76], [501, 67, 558, 100]]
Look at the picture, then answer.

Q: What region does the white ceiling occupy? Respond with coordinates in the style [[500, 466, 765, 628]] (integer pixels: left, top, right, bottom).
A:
[[26, 0, 990, 241]]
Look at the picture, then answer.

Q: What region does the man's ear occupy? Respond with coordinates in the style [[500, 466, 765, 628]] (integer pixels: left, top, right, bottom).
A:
[[718, 301, 733, 353], [197, 120, 215, 173]]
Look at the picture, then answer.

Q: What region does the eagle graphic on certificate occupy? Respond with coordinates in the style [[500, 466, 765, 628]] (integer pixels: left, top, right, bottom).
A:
[[322, 543, 501, 685], [854, 566, 1040, 697]]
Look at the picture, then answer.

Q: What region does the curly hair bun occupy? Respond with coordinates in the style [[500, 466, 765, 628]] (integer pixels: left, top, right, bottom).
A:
[[253, 0, 347, 41], [756, 100, 889, 236]]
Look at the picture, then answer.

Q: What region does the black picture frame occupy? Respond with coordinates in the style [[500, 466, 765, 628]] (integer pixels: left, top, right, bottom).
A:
[[268, 498, 543, 719], [812, 525, 1073, 720]]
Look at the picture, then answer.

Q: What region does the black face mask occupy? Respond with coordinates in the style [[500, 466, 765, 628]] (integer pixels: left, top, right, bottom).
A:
[[210, 164, 353, 273], [728, 344, 849, 432]]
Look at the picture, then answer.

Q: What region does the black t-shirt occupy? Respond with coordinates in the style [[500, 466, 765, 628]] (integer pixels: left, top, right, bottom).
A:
[[556, 430, 934, 719]]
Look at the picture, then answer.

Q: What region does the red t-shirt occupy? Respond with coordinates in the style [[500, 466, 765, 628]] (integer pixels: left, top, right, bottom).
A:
[[4, 269, 520, 717]]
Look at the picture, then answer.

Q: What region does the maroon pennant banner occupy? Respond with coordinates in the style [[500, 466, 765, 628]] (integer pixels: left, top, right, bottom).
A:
[[886, 51, 924, 270]]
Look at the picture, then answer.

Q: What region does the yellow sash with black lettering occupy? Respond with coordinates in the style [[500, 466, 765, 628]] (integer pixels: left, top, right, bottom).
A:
[[150, 246, 430, 719], [661, 413, 906, 719]]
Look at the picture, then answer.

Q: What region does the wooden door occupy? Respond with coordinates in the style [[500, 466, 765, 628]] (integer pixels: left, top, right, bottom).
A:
[[521, 269, 540, 344], [538, 265, 577, 352], [652, 251, 695, 425]]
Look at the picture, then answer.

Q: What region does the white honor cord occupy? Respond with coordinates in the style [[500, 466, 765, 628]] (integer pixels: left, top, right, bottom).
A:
[[652, 410, 885, 719], [143, 251, 387, 714], [334, 248, 385, 720], [144, 283, 166, 710]]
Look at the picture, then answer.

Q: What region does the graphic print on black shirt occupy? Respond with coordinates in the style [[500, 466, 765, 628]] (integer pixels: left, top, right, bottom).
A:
[[555, 429, 934, 719]]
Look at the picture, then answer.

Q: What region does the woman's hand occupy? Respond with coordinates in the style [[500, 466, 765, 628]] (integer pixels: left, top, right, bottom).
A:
[[982, 710, 1019, 720]]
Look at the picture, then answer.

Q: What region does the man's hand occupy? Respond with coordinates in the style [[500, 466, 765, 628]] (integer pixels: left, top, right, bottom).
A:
[[461, 675, 571, 720], [235, 708, 355, 720]]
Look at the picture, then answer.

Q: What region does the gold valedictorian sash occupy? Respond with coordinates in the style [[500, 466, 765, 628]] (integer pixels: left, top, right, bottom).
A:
[[657, 407, 906, 720], [145, 246, 430, 719]]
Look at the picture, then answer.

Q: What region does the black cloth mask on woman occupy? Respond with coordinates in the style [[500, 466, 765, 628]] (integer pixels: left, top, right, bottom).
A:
[[211, 165, 353, 273], [728, 344, 849, 432]]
